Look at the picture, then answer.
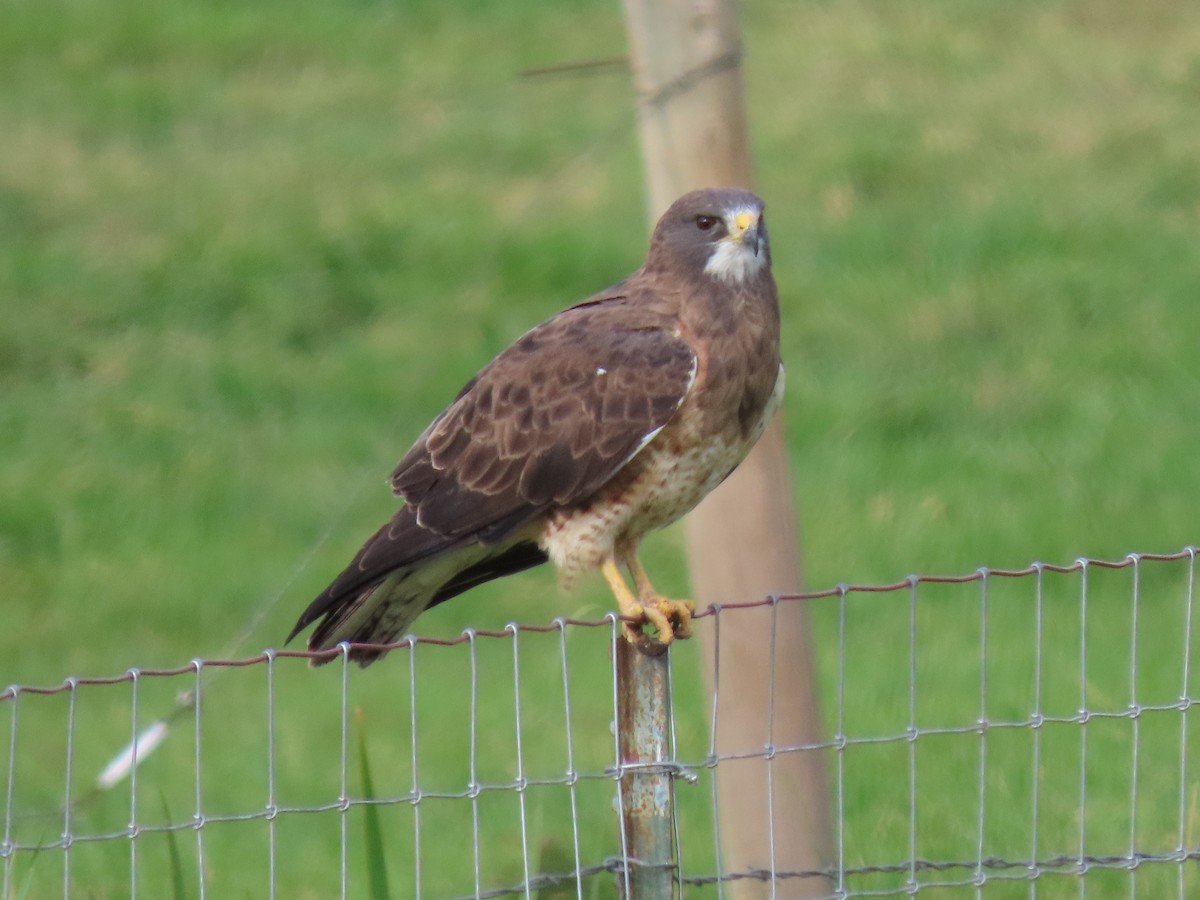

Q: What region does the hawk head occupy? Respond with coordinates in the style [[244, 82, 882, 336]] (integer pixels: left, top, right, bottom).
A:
[[648, 187, 769, 284]]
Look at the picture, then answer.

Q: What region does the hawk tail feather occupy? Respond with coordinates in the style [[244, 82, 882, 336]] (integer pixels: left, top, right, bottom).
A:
[[291, 510, 548, 666]]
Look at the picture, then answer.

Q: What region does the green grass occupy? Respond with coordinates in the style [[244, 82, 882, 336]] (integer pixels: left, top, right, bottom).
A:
[[2, 0, 1199, 896]]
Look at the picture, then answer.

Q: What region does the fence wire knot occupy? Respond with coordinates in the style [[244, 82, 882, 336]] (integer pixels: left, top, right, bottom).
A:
[[2, 546, 1196, 897]]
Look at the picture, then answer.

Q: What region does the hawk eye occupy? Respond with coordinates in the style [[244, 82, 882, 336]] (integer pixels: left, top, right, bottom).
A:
[[694, 215, 719, 232]]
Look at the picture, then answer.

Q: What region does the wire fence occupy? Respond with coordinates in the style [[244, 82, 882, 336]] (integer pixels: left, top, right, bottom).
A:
[[3, 547, 1197, 898]]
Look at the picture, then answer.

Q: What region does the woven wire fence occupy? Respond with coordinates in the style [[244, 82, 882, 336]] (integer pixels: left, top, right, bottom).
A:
[[3, 548, 1198, 898]]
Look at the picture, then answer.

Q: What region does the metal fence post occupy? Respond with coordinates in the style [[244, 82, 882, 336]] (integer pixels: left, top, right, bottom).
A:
[[616, 638, 676, 898], [621, 0, 832, 890]]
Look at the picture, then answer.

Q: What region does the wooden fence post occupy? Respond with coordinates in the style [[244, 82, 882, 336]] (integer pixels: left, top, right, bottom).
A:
[[620, 0, 833, 895]]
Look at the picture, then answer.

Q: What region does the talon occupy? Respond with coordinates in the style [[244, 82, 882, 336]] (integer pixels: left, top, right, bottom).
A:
[[622, 619, 645, 644], [602, 553, 695, 647], [641, 601, 676, 645], [630, 593, 695, 645], [665, 598, 695, 639]]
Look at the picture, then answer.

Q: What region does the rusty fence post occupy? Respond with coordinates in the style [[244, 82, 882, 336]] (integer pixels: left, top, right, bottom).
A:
[[615, 637, 677, 898]]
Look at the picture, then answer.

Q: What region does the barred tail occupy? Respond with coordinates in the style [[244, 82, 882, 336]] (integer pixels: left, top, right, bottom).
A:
[[289, 508, 546, 666]]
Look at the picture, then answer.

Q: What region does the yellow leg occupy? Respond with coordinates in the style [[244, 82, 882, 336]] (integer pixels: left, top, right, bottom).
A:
[[617, 550, 696, 644], [601, 558, 660, 643]]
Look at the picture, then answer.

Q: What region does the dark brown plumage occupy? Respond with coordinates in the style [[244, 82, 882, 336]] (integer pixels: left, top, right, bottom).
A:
[[289, 187, 783, 665]]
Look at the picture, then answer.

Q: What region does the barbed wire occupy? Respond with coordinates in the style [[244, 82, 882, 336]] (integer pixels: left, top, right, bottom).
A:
[[468, 846, 1200, 900]]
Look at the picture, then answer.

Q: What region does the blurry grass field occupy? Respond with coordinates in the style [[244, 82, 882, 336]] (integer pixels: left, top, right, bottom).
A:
[[2, 0, 1199, 896]]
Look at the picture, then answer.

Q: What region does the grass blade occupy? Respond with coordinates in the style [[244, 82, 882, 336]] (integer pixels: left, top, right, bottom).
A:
[[11, 829, 47, 900], [533, 838, 576, 899], [355, 707, 390, 900], [158, 788, 188, 900]]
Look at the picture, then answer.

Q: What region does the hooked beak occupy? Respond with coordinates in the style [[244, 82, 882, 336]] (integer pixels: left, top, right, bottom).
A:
[[731, 210, 763, 256]]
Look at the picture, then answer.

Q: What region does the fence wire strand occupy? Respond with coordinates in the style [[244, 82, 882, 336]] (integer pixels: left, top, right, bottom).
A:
[[3, 547, 1199, 898]]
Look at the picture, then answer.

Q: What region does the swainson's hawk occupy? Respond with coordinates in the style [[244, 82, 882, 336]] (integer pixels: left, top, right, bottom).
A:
[[289, 187, 783, 664]]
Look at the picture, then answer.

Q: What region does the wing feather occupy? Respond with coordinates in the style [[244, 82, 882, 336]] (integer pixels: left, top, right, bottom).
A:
[[295, 293, 696, 642], [390, 296, 695, 542]]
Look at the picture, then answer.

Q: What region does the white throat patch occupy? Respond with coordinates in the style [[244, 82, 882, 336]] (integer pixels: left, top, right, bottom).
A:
[[703, 238, 766, 283]]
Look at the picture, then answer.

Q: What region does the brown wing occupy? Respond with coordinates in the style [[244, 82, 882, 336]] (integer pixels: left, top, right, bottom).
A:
[[392, 295, 696, 542], [289, 294, 696, 641]]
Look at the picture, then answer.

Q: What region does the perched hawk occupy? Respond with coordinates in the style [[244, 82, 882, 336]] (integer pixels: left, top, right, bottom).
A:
[[289, 187, 783, 665]]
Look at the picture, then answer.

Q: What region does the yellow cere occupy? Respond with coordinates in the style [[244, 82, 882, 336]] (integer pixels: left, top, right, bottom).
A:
[[733, 210, 756, 233]]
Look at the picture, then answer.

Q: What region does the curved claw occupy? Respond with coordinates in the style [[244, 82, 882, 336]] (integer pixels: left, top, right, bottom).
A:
[[639, 594, 694, 644], [602, 557, 694, 647]]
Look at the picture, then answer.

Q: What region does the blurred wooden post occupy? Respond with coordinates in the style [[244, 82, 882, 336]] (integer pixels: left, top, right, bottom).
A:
[[620, 0, 832, 896]]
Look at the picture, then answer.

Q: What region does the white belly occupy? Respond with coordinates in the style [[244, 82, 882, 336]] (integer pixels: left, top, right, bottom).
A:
[[540, 362, 784, 586]]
